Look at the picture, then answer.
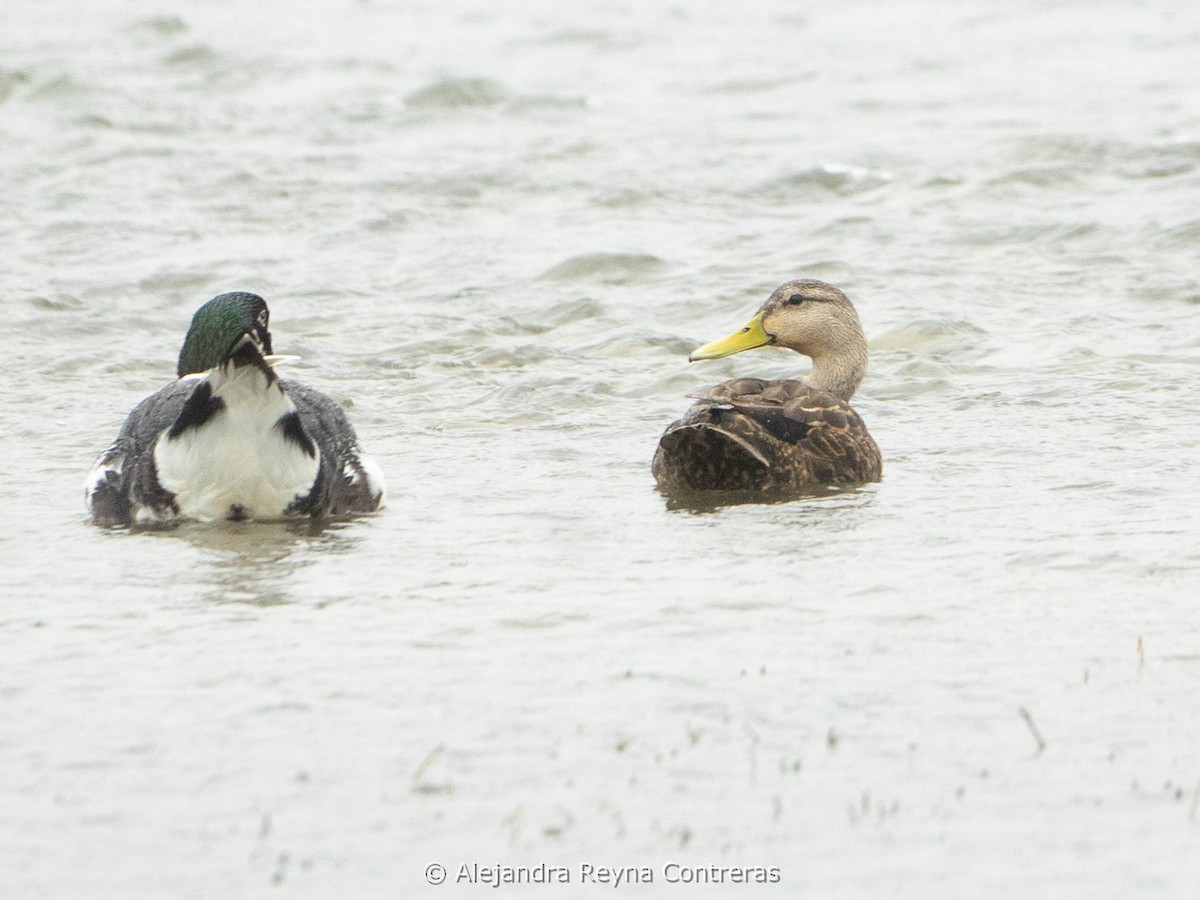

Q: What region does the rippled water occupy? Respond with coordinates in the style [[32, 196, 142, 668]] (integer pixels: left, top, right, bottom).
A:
[[4, 0, 1200, 896]]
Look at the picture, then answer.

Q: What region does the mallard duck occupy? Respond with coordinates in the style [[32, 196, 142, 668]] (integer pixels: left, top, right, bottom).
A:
[[85, 292, 386, 525], [653, 279, 881, 493]]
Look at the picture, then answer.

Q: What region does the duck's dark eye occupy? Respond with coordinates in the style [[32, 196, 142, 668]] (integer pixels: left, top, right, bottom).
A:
[[786, 294, 805, 305]]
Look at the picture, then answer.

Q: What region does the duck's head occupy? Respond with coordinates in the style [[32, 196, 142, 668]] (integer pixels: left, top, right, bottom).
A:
[[176, 292, 274, 377], [689, 279, 868, 400]]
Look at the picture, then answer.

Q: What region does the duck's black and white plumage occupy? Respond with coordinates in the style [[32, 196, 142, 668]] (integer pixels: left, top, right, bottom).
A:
[[85, 292, 385, 525], [653, 279, 882, 494]]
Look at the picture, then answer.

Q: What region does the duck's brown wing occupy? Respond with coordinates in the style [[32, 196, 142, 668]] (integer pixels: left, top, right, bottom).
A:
[[653, 378, 881, 492]]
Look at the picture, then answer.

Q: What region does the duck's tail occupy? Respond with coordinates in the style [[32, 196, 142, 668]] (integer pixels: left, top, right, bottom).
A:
[[652, 408, 772, 492]]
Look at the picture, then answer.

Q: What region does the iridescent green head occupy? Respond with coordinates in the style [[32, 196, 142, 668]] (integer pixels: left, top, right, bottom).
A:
[[176, 292, 273, 377]]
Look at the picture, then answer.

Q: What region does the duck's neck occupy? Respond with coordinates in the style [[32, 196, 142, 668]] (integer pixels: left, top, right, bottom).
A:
[[805, 344, 867, 402]]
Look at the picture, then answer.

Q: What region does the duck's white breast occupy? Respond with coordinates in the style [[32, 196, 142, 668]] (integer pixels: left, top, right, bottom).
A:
[[153, 366, 320, 521]]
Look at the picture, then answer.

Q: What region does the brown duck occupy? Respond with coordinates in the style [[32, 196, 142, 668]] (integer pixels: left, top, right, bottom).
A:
[[653, 279, 882, 493]]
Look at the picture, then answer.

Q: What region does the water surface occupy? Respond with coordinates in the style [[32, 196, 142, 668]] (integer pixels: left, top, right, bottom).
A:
[[3, 0, 1200, 896]]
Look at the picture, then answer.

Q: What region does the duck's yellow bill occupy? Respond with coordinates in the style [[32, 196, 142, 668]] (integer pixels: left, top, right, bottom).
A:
[[263, 354, 301, 368], [688, 311, 773, 362]]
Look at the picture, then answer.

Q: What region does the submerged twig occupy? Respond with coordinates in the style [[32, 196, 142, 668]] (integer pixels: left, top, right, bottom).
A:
[[1018, 706, 1046, 754], [413, 743, 445, 782]]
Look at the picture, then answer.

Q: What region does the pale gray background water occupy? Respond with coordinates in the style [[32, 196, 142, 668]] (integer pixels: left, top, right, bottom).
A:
[[3, 0, 1199, 896]]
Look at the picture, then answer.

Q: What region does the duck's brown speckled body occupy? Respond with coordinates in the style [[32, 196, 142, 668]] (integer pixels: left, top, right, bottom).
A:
[[653, 279, 881, 494]]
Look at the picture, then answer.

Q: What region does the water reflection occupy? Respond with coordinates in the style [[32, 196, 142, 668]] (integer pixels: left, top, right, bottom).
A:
[[135, 517, 364, 606], [659, 484, 878, 514]]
